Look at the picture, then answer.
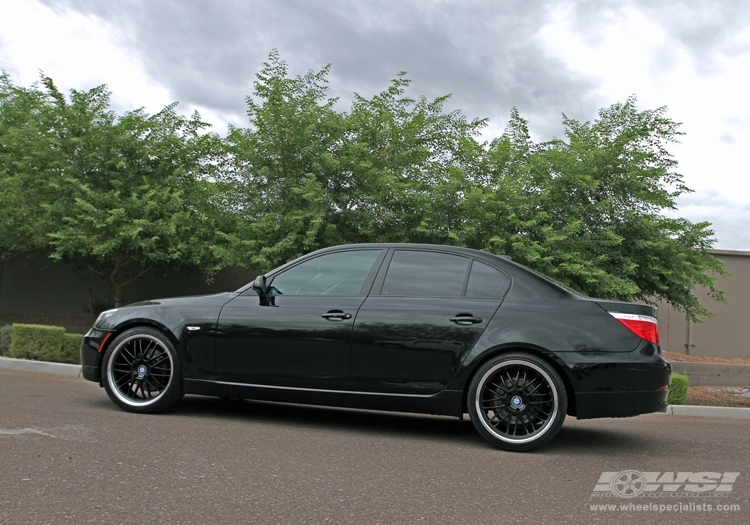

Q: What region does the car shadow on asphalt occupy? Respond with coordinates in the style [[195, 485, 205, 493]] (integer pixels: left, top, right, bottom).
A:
[[109, 394, 653, 454], [173, 394, 485, 446], [543, 424, 651, 455]]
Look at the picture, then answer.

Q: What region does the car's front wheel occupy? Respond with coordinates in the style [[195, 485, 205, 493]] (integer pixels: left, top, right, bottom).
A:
[[102, 327, 183, 413], [468, 353, 567, 451]]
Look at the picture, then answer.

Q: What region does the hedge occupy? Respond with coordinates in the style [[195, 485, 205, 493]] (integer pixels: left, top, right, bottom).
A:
[[0, 324, 11, 356], [60, 333, 83, 364], [7, 324, 82, 364], [668, 373, 689, 406]]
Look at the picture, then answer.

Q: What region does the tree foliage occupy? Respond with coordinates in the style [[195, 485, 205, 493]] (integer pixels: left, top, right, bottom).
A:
[[0, 54, 726, 319], [223, 54, 724, 320], [467, 101, 726, 320], [0, 73, 235, 306], [222, 51, 487, 268]]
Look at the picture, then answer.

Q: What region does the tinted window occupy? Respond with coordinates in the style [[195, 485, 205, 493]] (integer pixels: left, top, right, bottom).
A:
[[465, 261, 507, 298], [271, 250, 381, 295], [381, 250, 468, 297]]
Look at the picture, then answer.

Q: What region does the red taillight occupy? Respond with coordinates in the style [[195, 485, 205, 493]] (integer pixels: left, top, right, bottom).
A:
[[609, 312, 660, 345]]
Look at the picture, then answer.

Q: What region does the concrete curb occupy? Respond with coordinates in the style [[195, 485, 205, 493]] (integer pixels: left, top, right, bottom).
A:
[[657, 405, 750, 420], [0, 356, 82, 378]]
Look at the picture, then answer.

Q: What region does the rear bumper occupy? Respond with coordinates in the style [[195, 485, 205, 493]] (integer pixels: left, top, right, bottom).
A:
[[553, 342, 672, 419], [575, 390, 669, 419]]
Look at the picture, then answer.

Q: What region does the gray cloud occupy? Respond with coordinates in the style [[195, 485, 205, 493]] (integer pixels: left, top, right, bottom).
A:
[[671, 191, 750, 251], [37, 0, 604, 138], [641, 0, 750, 74], [33, 0, 750, 137]]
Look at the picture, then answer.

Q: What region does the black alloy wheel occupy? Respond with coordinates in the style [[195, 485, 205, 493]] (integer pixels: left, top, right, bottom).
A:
[[102, 326, 183, 413], [468, 353, 567, 451]]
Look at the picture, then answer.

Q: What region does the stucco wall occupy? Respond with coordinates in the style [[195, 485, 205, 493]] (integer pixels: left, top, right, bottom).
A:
[[0, 254, 258, 329], [657, 251, 750, 359]]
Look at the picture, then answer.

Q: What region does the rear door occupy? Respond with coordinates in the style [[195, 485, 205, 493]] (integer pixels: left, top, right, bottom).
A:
[[350, 249, 508, 395]]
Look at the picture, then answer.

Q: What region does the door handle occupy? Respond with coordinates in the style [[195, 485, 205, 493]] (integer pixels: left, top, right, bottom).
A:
[[322, 311, 352, 321], [449, 314, 483, 325]]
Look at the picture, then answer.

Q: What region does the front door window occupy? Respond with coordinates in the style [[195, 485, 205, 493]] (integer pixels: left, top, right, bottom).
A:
[[271, 250, 381, 296]]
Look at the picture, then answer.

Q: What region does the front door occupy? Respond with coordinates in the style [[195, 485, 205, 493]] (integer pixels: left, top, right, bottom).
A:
[[215, 249, 384, 390]]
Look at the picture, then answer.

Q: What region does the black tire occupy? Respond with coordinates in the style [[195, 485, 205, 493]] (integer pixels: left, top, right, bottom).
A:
[[467, 352, 567, 451], [102, 326, 183, 413]]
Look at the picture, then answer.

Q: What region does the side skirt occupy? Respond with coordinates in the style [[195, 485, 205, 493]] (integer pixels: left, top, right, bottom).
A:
[[184, 379, 464, 417]]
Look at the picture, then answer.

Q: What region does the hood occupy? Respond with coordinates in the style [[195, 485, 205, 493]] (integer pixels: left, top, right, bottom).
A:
[[94, 292, 238, 330]]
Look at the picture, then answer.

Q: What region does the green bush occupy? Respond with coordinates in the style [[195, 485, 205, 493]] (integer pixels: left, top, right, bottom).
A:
[[0, 324, 12, 356], [60, 333, 83, 364], [7, 324, 83, 364], [668, 373, 690, 405], [9, 324, 65, 361]]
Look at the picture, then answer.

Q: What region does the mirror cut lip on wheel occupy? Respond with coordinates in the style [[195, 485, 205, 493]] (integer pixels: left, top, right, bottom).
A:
[[471, 355, 565, 451]]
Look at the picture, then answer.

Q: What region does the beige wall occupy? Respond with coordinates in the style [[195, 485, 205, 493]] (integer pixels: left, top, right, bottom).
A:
[[657, 250, 750, 359]]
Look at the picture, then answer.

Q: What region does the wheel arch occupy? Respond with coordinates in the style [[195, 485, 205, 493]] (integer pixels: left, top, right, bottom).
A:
[[460, 345, 578, 418], [98, 320, 183, 379]]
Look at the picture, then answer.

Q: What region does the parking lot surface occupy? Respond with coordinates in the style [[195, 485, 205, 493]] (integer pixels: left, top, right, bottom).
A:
[[0, 368, 747, 524]]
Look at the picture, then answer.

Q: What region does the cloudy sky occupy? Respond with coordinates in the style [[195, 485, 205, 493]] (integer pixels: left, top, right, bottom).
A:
[[2, 0, 749, 249]]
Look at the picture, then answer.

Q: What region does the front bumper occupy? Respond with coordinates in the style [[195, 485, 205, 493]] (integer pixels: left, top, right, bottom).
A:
[[80, 327, 110, 383]]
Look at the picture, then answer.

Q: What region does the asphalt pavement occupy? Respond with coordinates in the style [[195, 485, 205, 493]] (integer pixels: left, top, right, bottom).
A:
[[0, 366, 748, 525]]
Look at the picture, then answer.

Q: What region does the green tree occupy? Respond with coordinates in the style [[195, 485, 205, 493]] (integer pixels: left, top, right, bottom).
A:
[[222, 50, 344, 269], [223, 51, 486, 269], [0, 73, 235, 306], [331, 73, 486, 246], [224, 54, 723, 320], [0, 72, 68, 257], [469, 99, 725, 321], [3, 58, 723, 321]]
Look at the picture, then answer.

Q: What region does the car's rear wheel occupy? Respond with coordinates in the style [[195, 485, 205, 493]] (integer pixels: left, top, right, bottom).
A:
[[102, 327, 183, 413], [468, 353, 567, 451]]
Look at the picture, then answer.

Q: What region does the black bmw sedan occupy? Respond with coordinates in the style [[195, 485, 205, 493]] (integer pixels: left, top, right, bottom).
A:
[[81, 243, 670, 451]]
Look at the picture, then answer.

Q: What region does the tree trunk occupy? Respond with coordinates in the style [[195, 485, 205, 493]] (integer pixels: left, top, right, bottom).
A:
[[107, 255, 152, 308], [109, 255, 123, 307], [88, 288, 96, 324], [112, 283, 123, 307]]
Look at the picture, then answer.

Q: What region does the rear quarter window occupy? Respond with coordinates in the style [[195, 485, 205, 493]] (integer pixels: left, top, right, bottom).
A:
[[465, 260, 508, 298]]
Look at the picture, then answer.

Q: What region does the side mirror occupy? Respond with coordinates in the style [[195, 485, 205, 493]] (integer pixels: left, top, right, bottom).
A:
[[252, 275, 270, 295], [252, 275, 278, 306]]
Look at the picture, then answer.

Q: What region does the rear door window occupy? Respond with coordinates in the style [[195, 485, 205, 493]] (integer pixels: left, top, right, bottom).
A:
[[380, 250, 469, 297]]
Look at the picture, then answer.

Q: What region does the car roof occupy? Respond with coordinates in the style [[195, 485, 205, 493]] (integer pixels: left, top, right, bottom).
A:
[[310, 242, 507, 258], [249, 243, 578, 300]]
